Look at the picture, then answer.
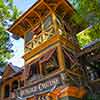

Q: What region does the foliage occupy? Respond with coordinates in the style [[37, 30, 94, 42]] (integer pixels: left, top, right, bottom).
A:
[[69, 0, 100, 47], [0, 0, 20, 67], [77, 24, 100, 47], [69, 1, 100, 99]]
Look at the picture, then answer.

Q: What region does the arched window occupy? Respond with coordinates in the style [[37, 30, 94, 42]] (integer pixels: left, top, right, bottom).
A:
[[4, 85, 10, 97]]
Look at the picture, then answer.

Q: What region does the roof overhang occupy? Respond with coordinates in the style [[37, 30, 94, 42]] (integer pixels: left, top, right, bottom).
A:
[[8, 0, 74, 38]]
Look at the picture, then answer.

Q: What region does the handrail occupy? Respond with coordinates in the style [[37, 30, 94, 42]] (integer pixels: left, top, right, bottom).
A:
[[25, 31, 54, 52]]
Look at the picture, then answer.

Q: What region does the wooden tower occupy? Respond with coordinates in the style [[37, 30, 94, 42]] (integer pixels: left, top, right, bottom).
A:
[[8, 0, 86, 100]]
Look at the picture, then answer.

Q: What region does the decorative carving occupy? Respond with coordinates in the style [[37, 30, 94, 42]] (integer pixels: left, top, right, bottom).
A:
[[25, 32, 54, 52]]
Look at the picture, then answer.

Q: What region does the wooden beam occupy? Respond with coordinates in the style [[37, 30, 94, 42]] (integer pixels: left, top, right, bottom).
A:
[[24, 19, 32, 28], [8, 0, 43, 34]]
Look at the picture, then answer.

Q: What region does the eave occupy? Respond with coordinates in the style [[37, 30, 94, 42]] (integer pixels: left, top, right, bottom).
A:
[[8, 0, 74, 38]]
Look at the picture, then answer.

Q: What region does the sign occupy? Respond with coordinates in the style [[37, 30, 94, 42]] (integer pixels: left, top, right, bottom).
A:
[[20, 75, 63, 97]]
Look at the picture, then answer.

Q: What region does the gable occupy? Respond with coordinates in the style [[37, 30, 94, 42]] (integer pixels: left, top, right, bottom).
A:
[[2, 65, 15, 80]]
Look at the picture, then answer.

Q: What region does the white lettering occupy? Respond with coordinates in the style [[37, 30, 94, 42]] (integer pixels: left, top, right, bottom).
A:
[[20, 77, 61, 97]]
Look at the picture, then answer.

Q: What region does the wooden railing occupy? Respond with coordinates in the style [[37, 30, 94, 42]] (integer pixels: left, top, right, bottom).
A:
[[25, 31, 54, 53]]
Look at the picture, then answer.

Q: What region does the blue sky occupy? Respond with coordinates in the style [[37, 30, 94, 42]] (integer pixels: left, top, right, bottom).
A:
[[13, 0, 37, 12], [8, 0, 37, 67]]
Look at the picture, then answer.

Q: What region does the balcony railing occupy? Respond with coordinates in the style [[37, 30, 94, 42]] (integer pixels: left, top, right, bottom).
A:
[[25, 31, 54, 53]]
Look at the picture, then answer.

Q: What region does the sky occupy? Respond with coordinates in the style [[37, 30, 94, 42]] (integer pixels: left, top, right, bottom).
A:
[[13, 0, 37, 12], [8, 0, 37, 67]]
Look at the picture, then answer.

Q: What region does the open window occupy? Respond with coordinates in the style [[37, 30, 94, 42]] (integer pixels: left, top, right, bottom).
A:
[[25, 23, 42, 44], [20, 80, 24, 87], [12, 80, 18, 92], [26, 48, 60, 79], [10, 80, 18, 98], [40, 48, 59, 75], [27, 61, 40, 80], [43, 15, 52, 31], [25, 31, 35, 43]]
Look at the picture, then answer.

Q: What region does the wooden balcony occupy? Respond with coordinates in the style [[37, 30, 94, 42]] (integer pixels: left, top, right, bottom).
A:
[[24, 33, 75, 61], [25, 31, 54, 53]]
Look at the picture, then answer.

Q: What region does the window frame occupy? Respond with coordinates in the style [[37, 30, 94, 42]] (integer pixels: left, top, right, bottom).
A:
[[27, 60, 40, 80], [39, 47, 61, 75]]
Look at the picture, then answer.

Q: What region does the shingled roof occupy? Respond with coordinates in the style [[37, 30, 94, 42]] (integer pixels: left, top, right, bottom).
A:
[[10, 65, 21, 73]]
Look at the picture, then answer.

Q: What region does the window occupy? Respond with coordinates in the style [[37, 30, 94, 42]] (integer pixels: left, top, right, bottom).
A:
[[56, 16, 67, 36], [25, 24, 42, 43], [27, 48, 60, 79], [28, 61, 40, 80], [12, 80, 18, 92], [10, 80, 18, 98], [25, 32, 35, 43], [40, 49, 59, 75], [20, 80, 24, 87], [4, 85, 10, 97], [43, 16, 52, 30]]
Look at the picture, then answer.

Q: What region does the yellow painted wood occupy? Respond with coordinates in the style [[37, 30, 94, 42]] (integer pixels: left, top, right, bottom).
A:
[[57, 44, 65, 71], [23, 34, 74, 61]]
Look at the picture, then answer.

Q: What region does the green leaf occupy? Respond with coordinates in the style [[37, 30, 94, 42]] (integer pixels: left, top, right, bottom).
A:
[[0, 0, 21, 67]]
